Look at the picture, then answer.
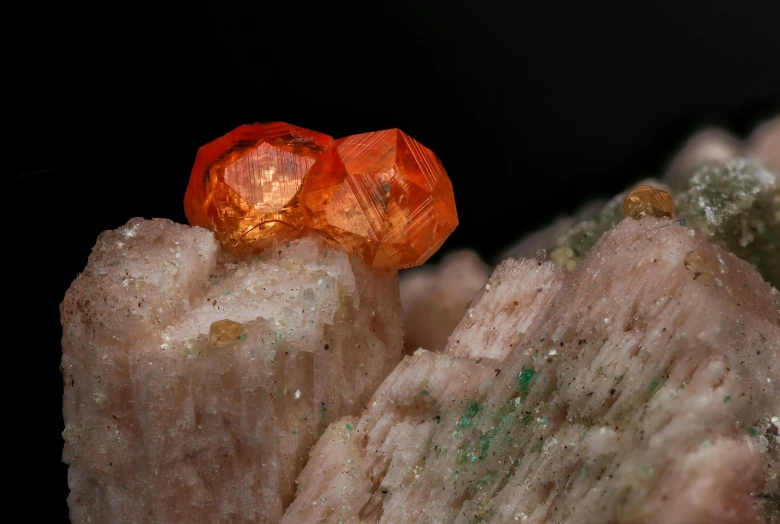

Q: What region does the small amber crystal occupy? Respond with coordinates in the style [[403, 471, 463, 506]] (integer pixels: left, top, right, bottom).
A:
[[184, 122, 332, 252], [623, 185, 675, 220], [208, 319, 244, 347], [299, 129, 458, 269]]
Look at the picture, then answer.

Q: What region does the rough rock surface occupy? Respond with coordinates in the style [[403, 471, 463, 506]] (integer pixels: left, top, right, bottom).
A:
[[503, 158, 779, 289], [60, 218, 402, 523], [674, 159, 779, 287], [448, 259, 565, 362], [283, 217, 779, 524], [542, 179, 672, 271], [400, 250, 490, 354]]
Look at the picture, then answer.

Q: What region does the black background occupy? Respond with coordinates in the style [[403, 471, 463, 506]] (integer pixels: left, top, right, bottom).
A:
[[11, 1, 780, 520]]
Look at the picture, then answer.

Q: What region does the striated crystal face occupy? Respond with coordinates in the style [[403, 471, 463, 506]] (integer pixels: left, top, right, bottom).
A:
[[184, 122, 333, 253], [299, 129, 458, 269], [623, 184, 675, 220]]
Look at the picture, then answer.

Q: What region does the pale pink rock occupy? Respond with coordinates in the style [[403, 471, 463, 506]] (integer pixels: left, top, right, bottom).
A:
[[448, 258, 565, 362], [60, 218, 402, 523], [664, 115, 780, 190], [284, 217, 779, 523], [400, 250, 490, 354], [665, 127, 741, 183], [749, 116, 780, 175]]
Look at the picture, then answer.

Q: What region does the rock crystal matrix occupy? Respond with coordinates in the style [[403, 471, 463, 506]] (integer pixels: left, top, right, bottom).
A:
[[62, 119, 780, 524]]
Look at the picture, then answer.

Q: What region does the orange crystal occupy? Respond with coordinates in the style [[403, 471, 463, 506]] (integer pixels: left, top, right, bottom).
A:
[[184, 122, 332, 252], [299, 129, 458, 269], [623, 185, 675, 220]]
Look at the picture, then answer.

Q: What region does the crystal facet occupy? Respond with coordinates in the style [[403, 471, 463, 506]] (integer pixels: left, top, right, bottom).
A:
[[184, 122, 332, 253], [299, 129, 458, 269], [623, 184, 675, 220]]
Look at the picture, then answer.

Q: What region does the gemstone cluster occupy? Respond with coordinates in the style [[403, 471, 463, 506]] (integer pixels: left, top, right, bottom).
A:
[[184, 122, 458, 269]]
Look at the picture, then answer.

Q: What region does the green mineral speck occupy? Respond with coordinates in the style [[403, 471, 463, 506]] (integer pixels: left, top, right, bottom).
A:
[[748, 427, 759, 436], [475, 472, 495, 490], [346, 423, 353, 431], [292, 430, 298, 435], [517, 367, 536, 396], [223, 290, 229, 295], [459, 442, 475, 463], [123, 485, 128, 492], [649, 375, 663, 393], [458, 401, 483, 428], [723, 395, 731, 403], [213, 279, 219, 285], [365, 418, 371, 423], [326, 283, 330, 288], [239, 334, 247, 341], [422, 389, 430, 396], [479, 434, 491, 458]]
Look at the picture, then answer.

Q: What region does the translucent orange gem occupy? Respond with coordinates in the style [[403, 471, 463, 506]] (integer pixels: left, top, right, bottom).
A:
[[184, 122, 332, 253], [299, 129, 458, 269], [623, 185, 675, 220]]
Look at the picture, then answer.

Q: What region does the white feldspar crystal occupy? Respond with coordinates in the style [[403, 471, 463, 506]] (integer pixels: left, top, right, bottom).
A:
[[283, 217, 779, 524], [60, 218, 402, 523], [400, 250, 490, 354]]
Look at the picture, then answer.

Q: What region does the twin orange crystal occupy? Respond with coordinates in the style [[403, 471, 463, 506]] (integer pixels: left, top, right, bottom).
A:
[[184, 122, 458, 269]]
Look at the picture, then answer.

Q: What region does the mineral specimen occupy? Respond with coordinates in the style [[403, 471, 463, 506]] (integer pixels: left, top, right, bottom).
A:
[[184, 122, 333, 253], [63, 117, 779, 523], [300, 129, 459, 269], [283, 217, 779, 524], [60, 218, 402, 523]]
